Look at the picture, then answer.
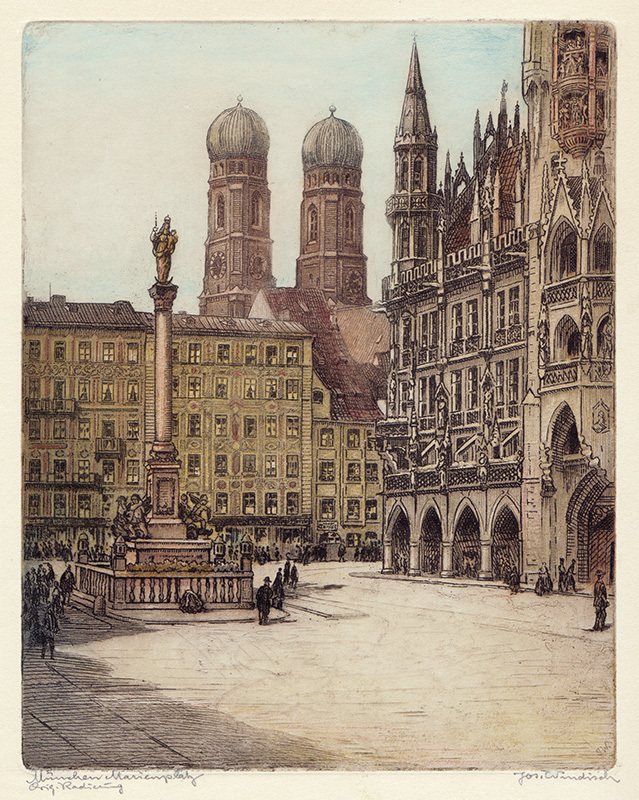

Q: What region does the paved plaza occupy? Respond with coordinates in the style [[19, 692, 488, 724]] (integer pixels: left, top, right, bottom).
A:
[[23, 562, 614, 771]]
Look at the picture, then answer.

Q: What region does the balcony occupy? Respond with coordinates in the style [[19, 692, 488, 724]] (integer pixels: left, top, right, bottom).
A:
[[95, 437, 125, 460], [494, 323, 523, 348], [24, 472, 103, 488], [25, 399, 77, 415], [542, 363, 578, 388], [376, 419, 409, 438]]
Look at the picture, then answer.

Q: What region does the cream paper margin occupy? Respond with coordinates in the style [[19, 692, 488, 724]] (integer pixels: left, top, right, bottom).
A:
[[2, 1, 637, 798]]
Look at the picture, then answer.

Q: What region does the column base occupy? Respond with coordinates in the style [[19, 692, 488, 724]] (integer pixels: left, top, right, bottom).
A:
[[408, 569, 421, 577], [478, 571, 493, 581], [440, 570, 454, 578], [381, 567, 395, 574]]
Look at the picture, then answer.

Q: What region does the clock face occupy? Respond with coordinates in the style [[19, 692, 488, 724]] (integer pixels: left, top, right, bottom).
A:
[[345, 270, 363, 297], [209, 251, 226, 277]]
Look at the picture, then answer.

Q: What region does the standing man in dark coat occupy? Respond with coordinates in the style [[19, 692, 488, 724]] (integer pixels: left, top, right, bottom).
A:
[[565, 559, 577, 592], [593, 570, 609, 631], [60, 565, 76, 608], [290, 563, 299, 590], [283, 557, 291, 586], [558, 558, 567, 593], [337, 541, 346, 562], [255, 577, 273, 625], [271, 569, 284, 610], [39, 602, 59, 659]]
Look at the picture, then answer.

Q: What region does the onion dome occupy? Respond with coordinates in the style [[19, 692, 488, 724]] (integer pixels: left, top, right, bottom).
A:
[[301, 106, 363, 170], [206, 97, 270, 161]]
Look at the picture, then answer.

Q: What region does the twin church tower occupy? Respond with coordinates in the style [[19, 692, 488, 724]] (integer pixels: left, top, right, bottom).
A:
[[199, 97, 369, 317]]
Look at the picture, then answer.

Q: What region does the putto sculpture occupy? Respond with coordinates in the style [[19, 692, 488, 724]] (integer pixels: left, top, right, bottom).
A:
[[150, 215, 179, 283]]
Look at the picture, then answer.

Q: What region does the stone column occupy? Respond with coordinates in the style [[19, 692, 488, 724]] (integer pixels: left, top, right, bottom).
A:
[[409, 537, 421, 576], [382, 524, 393, 573], [479, 539, 493, 580], [440, 541, 453, 577]]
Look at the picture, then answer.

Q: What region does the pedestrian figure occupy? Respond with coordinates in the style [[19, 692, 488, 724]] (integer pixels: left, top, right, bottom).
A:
[[565, 559, 577, 592], [59, 565, 76, 607], [274, 547, 281, 562], [290, 563, 299, 590], [354, 546, 360, 562], [542, 563, 553, 593], [283, 557, 291, 586], [558, 557, 567, 593], [535, 566, 546, 596], [255, 577, 273, 625], [508, 562, 520, 594], [338, 541, 346, 562], [266, 546, 272, 563], [39, 602, 59, 659], [51, 581, 64, 619], [272, 569, 284, 610], [593, 570, 609, 631]]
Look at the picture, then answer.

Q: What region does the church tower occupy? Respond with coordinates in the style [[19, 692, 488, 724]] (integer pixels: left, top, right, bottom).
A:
[[387, 41, 439, 274], [199, 98, 274, 318], [296, 107, 369, 305]]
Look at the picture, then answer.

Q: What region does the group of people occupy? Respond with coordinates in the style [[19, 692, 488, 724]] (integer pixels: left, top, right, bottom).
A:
[[23, 563, 76, 659], [24, 538, 73, 562], [353, 543, 381, 562], [255, 558, 300, 625], [535, 559, 578, 596]]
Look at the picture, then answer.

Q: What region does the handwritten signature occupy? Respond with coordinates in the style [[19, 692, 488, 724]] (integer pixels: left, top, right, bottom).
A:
[[27, 769, 205, 795], [514, 770, 620, 786]]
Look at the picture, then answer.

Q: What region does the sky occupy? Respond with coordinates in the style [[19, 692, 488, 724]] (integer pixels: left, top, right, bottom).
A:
[[23, 22, 525, 313]]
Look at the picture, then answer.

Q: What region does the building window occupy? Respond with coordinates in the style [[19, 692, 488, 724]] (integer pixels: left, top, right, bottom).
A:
[[286, 454, 299, 478], [365, 500, 378, 521], [28, 378, 40, 399], [188, 343, 202, 364], [215, 454, 228, 475], [345, 207, 355, 242], [428, 375, 437, 416], [102, 420, 115, 439], [187, 377, 202, 398], [127, 420, 139, 440], [508, 286, 520, 326], [77, 459, 90, 480], [244, 378, 257, 400], [217, 343, 230, 365], [319, 461, 335, 481], [214, 415, 227, 436], [53, 380, 65, 400], [28, 459, 41, 481], [593, 225, 613, 273], [243, 493, 256, 515], [312, 390, 324, 404], [78, 495, 91, 518], [265, 415, 278, 437], [286, 346, 299, 366], [265, 455, 277, 477], [28, 494, 41, 517], [286, 416, 299, 437], [402, 317, 411, 350], [53, 419, 66, 439], [215, 377, 228, 399], [251, 192, 262, 227], [308, 206, 318, 242], [320, 427, 334, 447], [508, 358, 519, 405], [243, 454, 256, 474], [496, 291, 506, 331], [78, 419, 90, 439], [551, 221, 578, 281], [286, 380, 299, 400], [101, 381, 114, 402], [78, 341, 91, 361], [265, 493, 278, 515], [127, 381, 139, 402], [264, 378, 278, 399], [54, 341, 66, 362], [216, 493, 228, 514], [53, 459, 66, 481], [400, 157, 408, 191], [28, 340, 41, 360], [347, 462, 361, 482], [102, 342, 115, 362], [172, 414, 179, 436], [216, 194, 225, 229], [365, 462, 378, 482], [495, 361, 505, 406], [244, 416, 257, 438], [245, 344, 258, 365], [77, 380, 89, 401], [347, 429, 360, 448], [346, 499, 361, 521], [286, 492, 299, 516], [188, 414, 201, 437], [320, 498, 335, 519], [187, 454, 201, 477], [103, 460, 115, 484], [452, 304, 463, 341], [172, 377, 179, 397], [29, 419, 41, 440], [451, 370, 462, 412], [400, 222, 410, 258], [127, 343, 139, 363], [466, 299, 479, 337], [467, 366, 479, 410], [53, 493, 67, 518], [266, 345, 278, 365], [126, 460, 140, 484]]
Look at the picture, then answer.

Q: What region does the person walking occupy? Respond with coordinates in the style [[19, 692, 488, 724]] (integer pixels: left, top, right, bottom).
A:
[[337, 541, 346, 562], [558, 558, 567, 593], [39, 602, 59, 659], [255, 577, 273, 625], [542, 563, 553, 594], [60, 565, 76, 608], [290, 563, 299, 590], [51, 581, 64, 619], [565, 559, 577, 592], [271, 569, 284, 610], [283, 557, 291, 586], [593, 570, 609, 631]]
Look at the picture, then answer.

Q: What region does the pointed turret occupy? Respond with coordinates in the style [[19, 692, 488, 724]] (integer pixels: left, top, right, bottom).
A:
[[473, 110, 483, 173], [398, 39, 432, 138], [444, 150, 452, 210], [514, 102, 521, 145], [498, 80, 509, 153]]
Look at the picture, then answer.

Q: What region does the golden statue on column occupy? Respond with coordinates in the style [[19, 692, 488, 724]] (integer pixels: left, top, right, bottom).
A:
[[150, 215, 179, 284]]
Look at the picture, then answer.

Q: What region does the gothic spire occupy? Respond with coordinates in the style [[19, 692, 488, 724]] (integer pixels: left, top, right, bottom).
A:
[[397, 40, 432, 138]]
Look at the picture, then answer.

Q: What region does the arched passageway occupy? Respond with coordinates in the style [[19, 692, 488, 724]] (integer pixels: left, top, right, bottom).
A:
[[491, 506, 520, 581], [390, 509, 411, 575], [421, 507, 442, 575], [567, 473, 614, 583], [453, 506, 480, 579]]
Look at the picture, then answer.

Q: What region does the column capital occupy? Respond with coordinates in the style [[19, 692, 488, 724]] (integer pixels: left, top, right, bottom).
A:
[[149, 281, 179, 311]]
